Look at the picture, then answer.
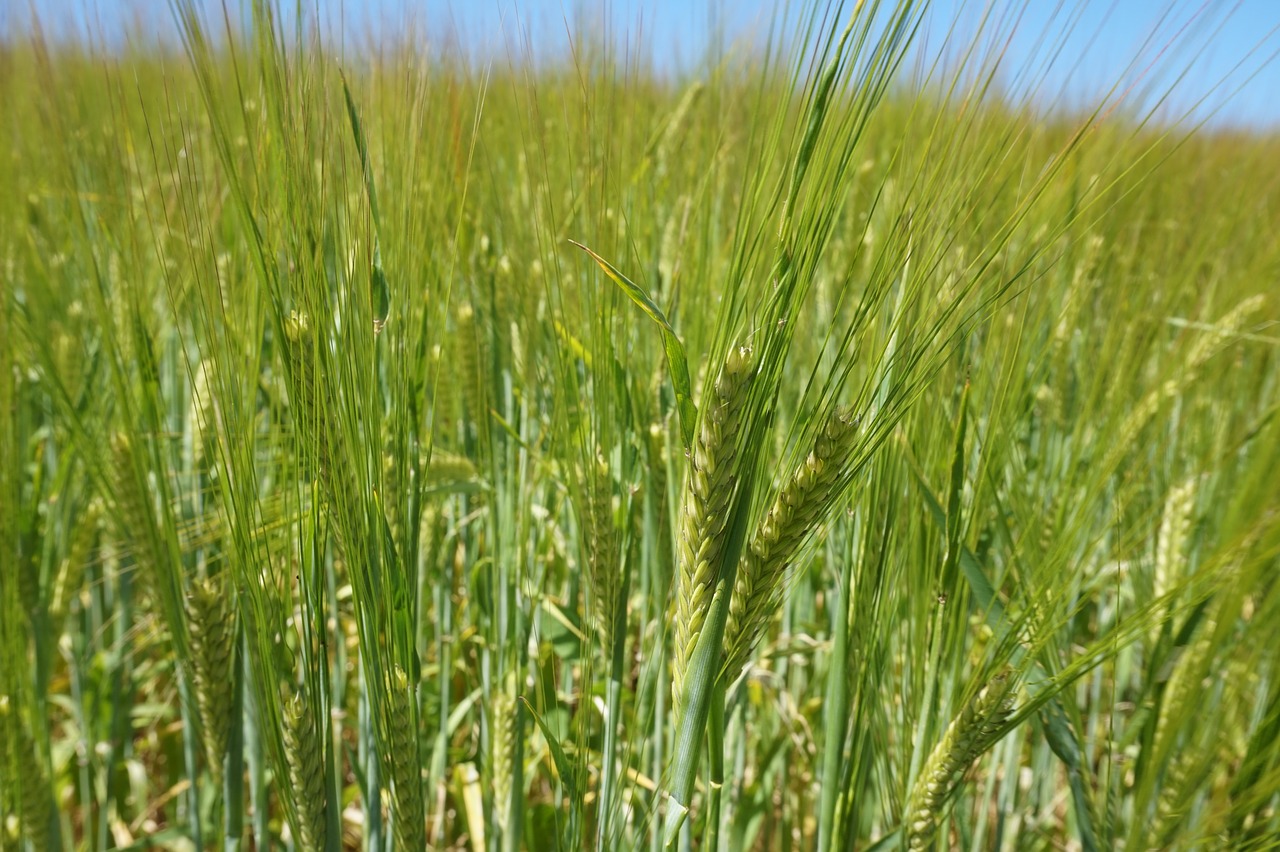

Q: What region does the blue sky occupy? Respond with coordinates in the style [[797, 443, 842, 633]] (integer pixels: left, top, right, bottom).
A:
[[11, 1, 1280, 129]]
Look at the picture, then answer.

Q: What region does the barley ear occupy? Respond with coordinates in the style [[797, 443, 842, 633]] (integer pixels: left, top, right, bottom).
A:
[[282, 690, 327, 852], [1154, 476, 1197, 601], [905, 670, 1017, 849], [671, 345, 755, 723], [585, 450, 621, 649], [50, 498, 102, 623], [110, 432, 161, 594], [283, 310, 335, 484], [455, 301, 487, 453], [724, 406, 857, 676], [388, 666, 424, 851], [1, 699, 53, 852], [489, 685, 517, 834], [185, 575, 237, 782], [189, 358, 217, 464]]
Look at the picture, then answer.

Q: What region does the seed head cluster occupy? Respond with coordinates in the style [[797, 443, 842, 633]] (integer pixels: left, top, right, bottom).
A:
[[387, 666, 424, 852], [725, 406, 858, 676], [905, 671, 1017, 849], [186, 575, 237, 782], [282, 690, 326, 852], [671, 346, 755, 721]]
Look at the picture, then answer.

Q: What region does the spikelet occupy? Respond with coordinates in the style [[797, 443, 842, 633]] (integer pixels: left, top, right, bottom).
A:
[[1, 699, 52, 852], [1151, 751, 1198, 847], [1037, 492, 1061, 563], [671, 346, 755, 722], [724, 406, 857, 676], [110, 432, 161, 597], [905, 671, 1017, 850], [282, 690, 327, 852], [1107, 385, 1170, 473], [283, 310, 331, 480], [111, 433, 149, 532], [585, 450, 621, 648], [1109, 296, 1266, 474], [489, 687, 517, 835], [50, 498, 103, 622], [185, 575, 236, 782], [492, 253, 515, 359], [1052, 232, 1103, 349], [188, 358, 217, 464], [425, 449, 479, 487], [1184, 294, 1265, 375], [388, 666, 424, 852], [1154, 477, 1197, 600], [455, 302, 486, 449], [53, 324, 85, 396], [1153, 618, 1216, 759]]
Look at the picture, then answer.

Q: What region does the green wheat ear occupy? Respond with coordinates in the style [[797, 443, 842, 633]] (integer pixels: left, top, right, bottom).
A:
[[283, 310, 332, 481], [724, 405, 858, 677], [1, 698, 52, 852], [585, 449, 621, 648], [388, 666, 424, 851], [109, 432, 161, 594], [905, 670, 1018, 850], [489, 684, 517, 835], [455, 301, 487, 451], [185, 574, 237, 783], [282, 689, 327, 852], [671, 345, 755, 724], [49, 498, 103, 623]]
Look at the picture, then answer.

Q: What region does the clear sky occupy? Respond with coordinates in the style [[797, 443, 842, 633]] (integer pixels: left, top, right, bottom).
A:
[[11, 0, 1280, 130]]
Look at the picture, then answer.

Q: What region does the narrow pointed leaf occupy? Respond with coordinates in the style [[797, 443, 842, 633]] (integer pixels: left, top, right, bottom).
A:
[[568, 240, 696, 448]]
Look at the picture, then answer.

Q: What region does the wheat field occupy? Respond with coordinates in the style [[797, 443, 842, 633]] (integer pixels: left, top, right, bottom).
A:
[[2, 1, 1279, 850]]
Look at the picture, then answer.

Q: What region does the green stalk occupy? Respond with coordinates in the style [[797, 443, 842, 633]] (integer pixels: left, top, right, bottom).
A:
[[223, 638, 245, 852], [905, 603, 949, 804], [703, 681, 727, 852], [358, 665, 383, 851], [597, 519, 633, 852], [597, 628, 625, 850], [178, 671, 202, 851], [325, 538, 344, 852], [818, 542, 853, 852], [244, 678, 269, 852], [662, 574, 737, 847], [650, 633, 668, 852], [69, 619, 94, 851]]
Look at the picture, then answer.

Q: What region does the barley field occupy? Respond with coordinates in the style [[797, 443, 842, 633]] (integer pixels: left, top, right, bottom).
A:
[[2, 1, 1279, 850]]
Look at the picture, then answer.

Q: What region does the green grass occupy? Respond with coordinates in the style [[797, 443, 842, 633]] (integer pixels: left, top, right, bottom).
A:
[[2, 1, 1279, 850]]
